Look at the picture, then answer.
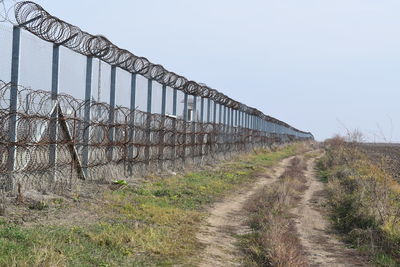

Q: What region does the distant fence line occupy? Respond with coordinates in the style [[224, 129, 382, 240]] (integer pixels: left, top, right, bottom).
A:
[[0, 1, 313, 193]]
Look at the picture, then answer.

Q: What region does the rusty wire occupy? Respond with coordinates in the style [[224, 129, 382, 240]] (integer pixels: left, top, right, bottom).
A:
[[0, 80, 304, 192]]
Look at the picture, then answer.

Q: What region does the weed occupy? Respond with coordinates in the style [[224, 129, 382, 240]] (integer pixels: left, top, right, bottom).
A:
[[113, 180, 128, 186], [28, 201, 49, 211]]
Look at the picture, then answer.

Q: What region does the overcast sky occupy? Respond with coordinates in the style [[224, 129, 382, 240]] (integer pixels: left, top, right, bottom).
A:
[[2, 0, 400, 141]]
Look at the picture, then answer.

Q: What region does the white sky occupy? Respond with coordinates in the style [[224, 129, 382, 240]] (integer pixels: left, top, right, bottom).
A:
[[1, 0, 400, 141]]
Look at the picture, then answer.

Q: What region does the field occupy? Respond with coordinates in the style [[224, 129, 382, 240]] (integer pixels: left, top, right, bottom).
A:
[[359, 143, 400, 181], [317, 139, 400, 266]]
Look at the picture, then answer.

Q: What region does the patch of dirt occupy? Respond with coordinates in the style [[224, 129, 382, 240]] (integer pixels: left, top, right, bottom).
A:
[[1, 183, 117, 227], [196, 156, 295, 267], [292, 157, 372, 267]]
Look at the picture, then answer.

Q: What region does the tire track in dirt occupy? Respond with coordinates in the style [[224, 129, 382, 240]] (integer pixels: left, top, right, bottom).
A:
[[196, 156, 295, 267], [293, 157, 372, 267]]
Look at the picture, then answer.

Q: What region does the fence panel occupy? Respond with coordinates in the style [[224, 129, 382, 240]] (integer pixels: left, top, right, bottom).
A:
[[0, 1, 313, 193]]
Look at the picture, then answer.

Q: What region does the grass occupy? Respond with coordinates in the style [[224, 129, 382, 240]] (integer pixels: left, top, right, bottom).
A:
[[239, 156, 309, 267], [0, 143, 306, 266], [317, 138, 400, 266]]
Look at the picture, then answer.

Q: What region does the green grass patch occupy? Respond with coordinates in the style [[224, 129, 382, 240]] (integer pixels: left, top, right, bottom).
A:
[[0, 144, 304, 266]]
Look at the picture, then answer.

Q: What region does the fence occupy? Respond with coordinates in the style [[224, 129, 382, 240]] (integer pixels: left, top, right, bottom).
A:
[[0, 1, 313, 193]]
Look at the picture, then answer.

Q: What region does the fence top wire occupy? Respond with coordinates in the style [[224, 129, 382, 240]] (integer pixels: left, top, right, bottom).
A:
[[5, 1, 311, 137]]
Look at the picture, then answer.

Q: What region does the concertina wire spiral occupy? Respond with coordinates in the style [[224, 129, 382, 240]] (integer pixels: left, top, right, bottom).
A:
[[13, 1, 310, 136]]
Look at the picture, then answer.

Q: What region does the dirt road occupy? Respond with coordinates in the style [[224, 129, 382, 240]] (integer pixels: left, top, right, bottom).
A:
[[196, 156, 294, 267], [293, 157, 372, 267], [197, 152, 372, 267]]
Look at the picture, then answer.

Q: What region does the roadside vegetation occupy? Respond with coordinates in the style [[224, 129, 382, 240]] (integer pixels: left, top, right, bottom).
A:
[[239, 156, 309, 267], [317, 136, 400, 266], [0, 143, 306, 266]]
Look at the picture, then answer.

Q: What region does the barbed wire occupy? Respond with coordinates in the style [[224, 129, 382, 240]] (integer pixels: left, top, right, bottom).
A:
[[10, 1, 311, 137], [0, 80, 304, 192]]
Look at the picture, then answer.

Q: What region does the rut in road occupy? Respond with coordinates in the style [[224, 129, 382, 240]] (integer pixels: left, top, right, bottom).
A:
[[293, 156, 372, 267], [196, 156, 295, 267]]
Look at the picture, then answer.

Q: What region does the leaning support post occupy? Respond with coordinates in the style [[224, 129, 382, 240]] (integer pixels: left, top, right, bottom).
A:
[[82, 56, 93, 178]]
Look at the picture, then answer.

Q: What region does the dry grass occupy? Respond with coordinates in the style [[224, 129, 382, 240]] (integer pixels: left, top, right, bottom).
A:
[[240, 157, 309, 267], [318, 137, 400, 266]]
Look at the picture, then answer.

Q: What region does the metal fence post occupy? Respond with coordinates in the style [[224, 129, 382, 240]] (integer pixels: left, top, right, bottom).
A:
[[211, 101, 216, 154], [199, 97, 205, 157], [227, 107, 231, 147], [145, 79, 152, 166], [235, 109, 238, 127], [183, 93, 188, 163], [231, 108, 234, 127], [108, 66, 116, 161], [207, 98, 211, 123], [200, 97, 204, 123], [173, 89, 177, 116], [128, 73, 136, 175], [192, 95, 197, 160], [172, 89, 177, 163], [227, 107, 230, 127], [218, 104, 222, 124], [223, 106, 227, 125], [159, 84, 167, 169], [7, 26, 21, 192], [82, 56, 93, 178], [183, 94, 188, 120], [213, 102, 217, 123], [161, 85, 167, 116], [49, 44, 60, 183], [249, 114, 252, 129]]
